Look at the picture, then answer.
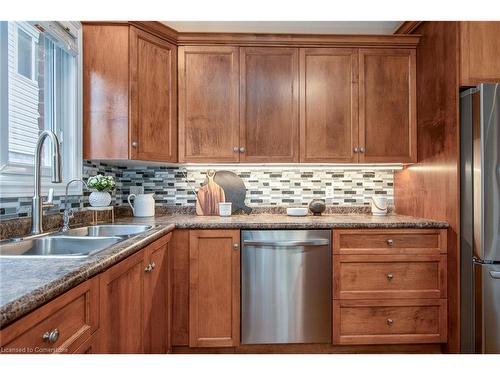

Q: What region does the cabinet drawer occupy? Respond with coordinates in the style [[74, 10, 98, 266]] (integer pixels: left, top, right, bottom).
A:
[[333, 299, 447, 345], [0, 278, 99, 354], [334, 254, 447, 299], [333, 229, 447, 255]]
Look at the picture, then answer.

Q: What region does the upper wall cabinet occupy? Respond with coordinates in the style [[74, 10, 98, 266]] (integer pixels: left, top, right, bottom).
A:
[[358, 48, 417, 163], [460, 22, 500, 86], [178, 46, 240, 163], [83, 24, 177, 162], [300, 48, 358, 163], [240, 47, 299, 162]]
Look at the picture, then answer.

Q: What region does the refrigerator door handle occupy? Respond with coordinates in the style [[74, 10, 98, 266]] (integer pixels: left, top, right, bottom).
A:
[[489, 271, 500, 279]]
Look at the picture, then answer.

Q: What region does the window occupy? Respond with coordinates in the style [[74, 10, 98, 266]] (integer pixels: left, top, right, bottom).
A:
[[16, 28, 35, 80], [0, 21, 82, 197]]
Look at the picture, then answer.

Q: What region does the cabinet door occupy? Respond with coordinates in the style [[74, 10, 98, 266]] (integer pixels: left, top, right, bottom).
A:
[[83, 24, 130, 159], [178, 46, 240, 163], [240, 47, 299, 162], [189, 230, 240, 347], [143, 233, 172, 353], [130, 27, 177, 162], [460, 22, 500, 86], [359, 49, 417, 163], [300, 48, 358, 162], [98, 250, 145, 354]]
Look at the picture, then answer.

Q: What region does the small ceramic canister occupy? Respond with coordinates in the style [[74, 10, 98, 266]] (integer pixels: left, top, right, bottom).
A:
[[219, 202, 232, 217]]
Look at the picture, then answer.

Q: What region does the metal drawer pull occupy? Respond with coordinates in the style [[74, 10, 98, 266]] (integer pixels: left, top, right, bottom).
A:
[[490, 271, 500, 279], [386, 273, 394, 281], [386, 318, 394, 326], [243, 239, 329, 247], [144, 262, 156, 273], [386, 239, 394, 246], [42, 328, 59, 344]]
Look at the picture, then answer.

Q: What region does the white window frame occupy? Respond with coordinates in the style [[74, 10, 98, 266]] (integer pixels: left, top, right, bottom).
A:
[[14, 24, 37, 82], [0, 21, 83, 198]]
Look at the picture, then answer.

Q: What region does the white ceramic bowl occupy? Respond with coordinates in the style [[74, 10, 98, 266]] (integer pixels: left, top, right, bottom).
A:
[[286, 207, 308, 217]]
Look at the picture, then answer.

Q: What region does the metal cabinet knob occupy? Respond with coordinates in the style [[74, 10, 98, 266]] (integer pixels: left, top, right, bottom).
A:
[[131, 141, 138, 148], [353, 147, 359, 153], [359, 147, 365, 153], [144, 262, 156, 273], [386, 239, 394, 246], [386, 273, 394, 281], [42, 328, 59, 344], [386, 318, 394, 326], [233, 243, 239, 249], [233, 146, 239, 152], [239, 147, 246, 153]]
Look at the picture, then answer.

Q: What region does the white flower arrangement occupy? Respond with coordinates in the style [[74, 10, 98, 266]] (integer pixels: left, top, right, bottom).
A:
[[87, 174, 116, 192]]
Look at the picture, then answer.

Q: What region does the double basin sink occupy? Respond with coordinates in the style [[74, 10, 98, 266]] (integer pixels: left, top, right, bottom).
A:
[[0, 225, 153, 258]]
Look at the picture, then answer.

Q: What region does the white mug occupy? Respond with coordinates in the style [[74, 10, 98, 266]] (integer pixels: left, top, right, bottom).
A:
[[219, 202, 232, 217], [128, 193, 155, 217], [371, 196, 388, 216]]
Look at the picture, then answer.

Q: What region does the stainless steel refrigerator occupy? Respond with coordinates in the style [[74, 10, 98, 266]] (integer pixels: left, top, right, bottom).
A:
[[461, 83, 500, 354]]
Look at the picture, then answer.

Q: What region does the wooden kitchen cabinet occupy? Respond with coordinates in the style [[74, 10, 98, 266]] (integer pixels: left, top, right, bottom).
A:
[[83, 23, 177, 162], [143, 234, 172, 353], [189, 230, 240, 347], [98, 233, 172, 353], [300, 48, 359, 163], [460, 22, 500, 86], [332, 228, 448, 346], [240, 47, 299, 162], [333, 299, 447, 345], [178, 46, 240, 163], [358, 48, 417, 163], [0, 278, 99, 354], [0, 233, 172, 355], [98, 248, 146, 353]]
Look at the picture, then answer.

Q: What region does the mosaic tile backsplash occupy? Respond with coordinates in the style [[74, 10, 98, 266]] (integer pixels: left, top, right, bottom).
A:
[[0, 161, 394, 219]]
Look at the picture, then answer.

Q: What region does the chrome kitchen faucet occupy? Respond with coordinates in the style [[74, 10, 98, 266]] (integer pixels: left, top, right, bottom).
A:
[[31, 130, 62, 235]]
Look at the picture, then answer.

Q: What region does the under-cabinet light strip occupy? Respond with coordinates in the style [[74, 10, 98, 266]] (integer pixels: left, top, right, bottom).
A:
[[180, 163, 404, 171]]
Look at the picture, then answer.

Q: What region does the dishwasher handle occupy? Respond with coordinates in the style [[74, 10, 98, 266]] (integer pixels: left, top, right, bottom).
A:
[[490, 271, 500, 279], [243, 239, 329, 247]]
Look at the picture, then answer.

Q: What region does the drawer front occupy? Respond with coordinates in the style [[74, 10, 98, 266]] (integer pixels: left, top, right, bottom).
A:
[[333, 299, 447, 345], [334, 254, 447, 299], [1, 278, 99, 354], [333, 229, 447, 255]]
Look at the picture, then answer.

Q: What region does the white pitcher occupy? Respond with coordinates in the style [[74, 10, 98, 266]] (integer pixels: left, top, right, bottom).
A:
[[370, 196, 388, 216], [127, 193, 155, 217]]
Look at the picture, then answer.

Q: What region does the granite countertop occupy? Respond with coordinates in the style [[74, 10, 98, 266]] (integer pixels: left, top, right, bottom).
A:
[[129, 212, 449, 229], [0, 212, 447, 328]]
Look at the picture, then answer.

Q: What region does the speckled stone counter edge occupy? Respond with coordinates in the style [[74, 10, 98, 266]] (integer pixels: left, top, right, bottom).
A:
[[0, 224, 174, 329]]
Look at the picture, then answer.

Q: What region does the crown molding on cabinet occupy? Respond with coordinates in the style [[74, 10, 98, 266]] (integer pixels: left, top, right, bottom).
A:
[[176, 32, 420, 47], [82, 21, 178, 45], [82, 21, 420, 47], [394, 21, 423, 34]]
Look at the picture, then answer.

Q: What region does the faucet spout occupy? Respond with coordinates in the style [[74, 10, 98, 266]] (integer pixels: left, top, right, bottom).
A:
[[31, 130, 63, 235]]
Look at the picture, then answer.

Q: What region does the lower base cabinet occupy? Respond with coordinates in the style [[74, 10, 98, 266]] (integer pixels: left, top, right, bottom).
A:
[[0, 278, 99, 354], [333, 299, 447, 345], [0, 232, 172, 354], [332, 229, 448, 346], [189, 230, 240, 348], [98, 232, 172, 353]]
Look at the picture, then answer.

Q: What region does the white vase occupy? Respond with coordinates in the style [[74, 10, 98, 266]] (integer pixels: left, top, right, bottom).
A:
[[89, 191, 112, 207]]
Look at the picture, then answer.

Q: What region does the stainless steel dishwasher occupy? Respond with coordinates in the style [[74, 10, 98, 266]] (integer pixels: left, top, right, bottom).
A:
[[241, 230, 331, 344]]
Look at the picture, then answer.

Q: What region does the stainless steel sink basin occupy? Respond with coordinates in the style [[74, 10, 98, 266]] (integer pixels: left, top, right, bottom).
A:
[[0, 236, 122, 258], [63, 224, 153, 238]]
